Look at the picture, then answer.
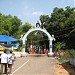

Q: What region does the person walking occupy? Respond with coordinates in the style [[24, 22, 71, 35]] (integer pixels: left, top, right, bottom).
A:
[[12, 53, 16, 68], [7, 50, 13, 74], [1, 50, 8, 75], [44, 48, 47, 54]]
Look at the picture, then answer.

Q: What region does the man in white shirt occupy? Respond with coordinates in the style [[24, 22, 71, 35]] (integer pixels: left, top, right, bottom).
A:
[[1, 50, 8, 74]]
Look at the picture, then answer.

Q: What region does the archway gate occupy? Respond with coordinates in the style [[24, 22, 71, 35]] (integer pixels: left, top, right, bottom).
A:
[[22, 26, 55, 55]]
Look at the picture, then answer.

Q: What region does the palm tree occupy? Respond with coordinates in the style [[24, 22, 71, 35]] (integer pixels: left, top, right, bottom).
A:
[[54, 42, 66, 57]]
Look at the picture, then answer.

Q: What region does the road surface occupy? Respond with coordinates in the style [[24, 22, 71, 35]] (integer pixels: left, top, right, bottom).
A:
[[12, 55, 57, 75]]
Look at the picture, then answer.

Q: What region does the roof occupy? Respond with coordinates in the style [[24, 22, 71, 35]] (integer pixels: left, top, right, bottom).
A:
[[0, 44, 19, 49], [0, 35, 18, 42], [0, 43, 19, 47], [0, 44, 16, 47]]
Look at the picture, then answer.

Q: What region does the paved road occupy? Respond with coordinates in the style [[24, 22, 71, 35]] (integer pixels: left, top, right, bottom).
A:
[[12, 55, 57, 75]]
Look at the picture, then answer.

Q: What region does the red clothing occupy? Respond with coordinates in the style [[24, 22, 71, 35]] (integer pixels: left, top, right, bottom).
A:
[[31, 48, 35, 54], [44, 48, 46, 54], [44, 48, 48, 54], [46, 50, 48, 54]]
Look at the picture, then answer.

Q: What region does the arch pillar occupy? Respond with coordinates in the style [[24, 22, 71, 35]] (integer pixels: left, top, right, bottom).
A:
[[21, 40, 27, 57], [49, 40, 52, 53], [22, 39, 26, 51], [48, 39, 54, 56]]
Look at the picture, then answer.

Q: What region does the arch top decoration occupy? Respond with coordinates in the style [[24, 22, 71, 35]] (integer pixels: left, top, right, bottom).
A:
[[21, 22, 55, 56]]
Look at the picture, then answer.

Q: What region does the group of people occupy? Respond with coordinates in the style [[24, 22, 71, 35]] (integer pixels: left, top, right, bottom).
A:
[[30, 48, 48, 54], [0, 50, 16, 74]]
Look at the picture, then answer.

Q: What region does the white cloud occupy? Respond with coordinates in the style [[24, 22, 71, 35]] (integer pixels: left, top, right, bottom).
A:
[[32, 11, 43, 16]]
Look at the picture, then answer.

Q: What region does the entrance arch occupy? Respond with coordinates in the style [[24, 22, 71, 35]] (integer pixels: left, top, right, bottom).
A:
[[22, 26, 55, 55]]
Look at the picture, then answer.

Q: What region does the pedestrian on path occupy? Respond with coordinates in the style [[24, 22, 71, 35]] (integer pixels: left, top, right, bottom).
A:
[[1, 50, 8, 74], [12, 53, 16, 64], [7, 50, 14, 74], [44, 48, 47, 54]]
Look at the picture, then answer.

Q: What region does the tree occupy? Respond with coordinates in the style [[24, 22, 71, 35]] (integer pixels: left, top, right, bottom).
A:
[[0, 14, 12, 35], [0, 13, 34, 38], [40, 15, 50, 26], [39, 6, 75, 49], [10, 16, 22, 37], [67, 29, 75, 49], [22, 22, 32, 33]]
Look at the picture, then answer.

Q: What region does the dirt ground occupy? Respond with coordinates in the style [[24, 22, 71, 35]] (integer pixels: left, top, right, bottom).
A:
[[55, 62, 75, 75], [55, 50, 75, 75]]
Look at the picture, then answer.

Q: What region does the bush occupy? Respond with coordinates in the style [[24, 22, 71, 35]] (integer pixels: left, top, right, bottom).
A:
[[54, 42, 66, 50], [68, 49, 75, 58]]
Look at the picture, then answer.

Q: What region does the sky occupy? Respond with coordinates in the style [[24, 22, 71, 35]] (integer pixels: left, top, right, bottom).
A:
[[0, 0, 74, 25]]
